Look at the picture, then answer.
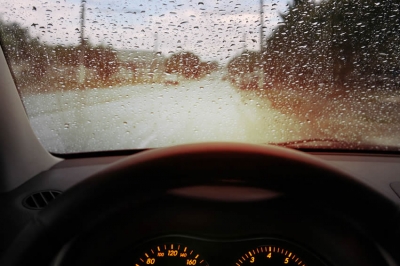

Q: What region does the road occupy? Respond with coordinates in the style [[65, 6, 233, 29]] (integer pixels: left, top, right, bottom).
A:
[[23, 74, 314, 153]]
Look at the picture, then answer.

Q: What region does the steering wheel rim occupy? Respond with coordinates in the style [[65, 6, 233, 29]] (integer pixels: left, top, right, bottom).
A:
[[2, 143, 399, 265]]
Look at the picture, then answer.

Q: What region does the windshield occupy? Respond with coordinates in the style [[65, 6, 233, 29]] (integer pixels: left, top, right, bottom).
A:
[[1, 0, 399, 153]]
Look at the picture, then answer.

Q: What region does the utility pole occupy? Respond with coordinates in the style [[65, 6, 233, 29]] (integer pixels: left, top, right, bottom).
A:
[[154, 32, 159, 53], [259, 0, 265, 90], [80, 0, 86, 48], [152, 32, 159, 82], [78, 0, 86, 87], [242, 32, 247, 52], [259, 0, 265, 53]]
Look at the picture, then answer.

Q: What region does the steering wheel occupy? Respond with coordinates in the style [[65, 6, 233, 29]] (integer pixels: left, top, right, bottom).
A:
[[2, 143, 399, 265]]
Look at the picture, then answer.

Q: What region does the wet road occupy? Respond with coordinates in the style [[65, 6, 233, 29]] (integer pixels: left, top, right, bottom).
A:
[[24, 75, 313, 153]]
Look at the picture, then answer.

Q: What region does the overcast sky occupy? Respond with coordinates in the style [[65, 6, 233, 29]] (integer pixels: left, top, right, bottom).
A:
[[0, 0, 292, 63]]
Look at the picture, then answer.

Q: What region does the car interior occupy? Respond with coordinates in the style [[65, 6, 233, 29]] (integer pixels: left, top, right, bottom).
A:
[[1, 0, 400, 266]]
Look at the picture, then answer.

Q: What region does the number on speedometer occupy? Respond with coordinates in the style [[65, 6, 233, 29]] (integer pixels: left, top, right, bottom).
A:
[[136, 243, 208, 266]]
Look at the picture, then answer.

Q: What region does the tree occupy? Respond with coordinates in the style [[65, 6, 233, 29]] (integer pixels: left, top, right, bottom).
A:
[[0, 19, 49, 85], [263, 0, 400, 89], [228, 51, 262, 76], [227, 51, 263, 90], [53, 45, 80, 66], [199, 61, 218, 75], [84, 45, 119, 82], [0, 20, 31, 62], [165, 51, 201, 79]]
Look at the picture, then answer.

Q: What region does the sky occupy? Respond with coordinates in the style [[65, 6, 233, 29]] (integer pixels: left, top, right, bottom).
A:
[[0, 0, 292, 63]]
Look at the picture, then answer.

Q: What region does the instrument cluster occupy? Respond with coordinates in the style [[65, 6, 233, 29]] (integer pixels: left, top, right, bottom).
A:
[[114, 235, 328, 266]]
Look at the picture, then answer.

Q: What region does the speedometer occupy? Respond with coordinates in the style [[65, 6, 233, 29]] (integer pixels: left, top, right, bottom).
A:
[[135, 243, 209, 266]]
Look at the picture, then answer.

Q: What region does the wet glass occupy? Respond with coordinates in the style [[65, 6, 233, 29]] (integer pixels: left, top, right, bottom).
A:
[[0, 0, 399, 153]]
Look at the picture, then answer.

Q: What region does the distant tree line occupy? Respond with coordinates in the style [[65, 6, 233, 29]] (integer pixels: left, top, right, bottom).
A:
[[1, 18, 219, 93], [228, 0, 400, 92], [0, 18, 122, 91]]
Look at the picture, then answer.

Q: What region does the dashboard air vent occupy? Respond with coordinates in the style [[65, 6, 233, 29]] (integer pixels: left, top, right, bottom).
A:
[[23, 190, 62, 210]]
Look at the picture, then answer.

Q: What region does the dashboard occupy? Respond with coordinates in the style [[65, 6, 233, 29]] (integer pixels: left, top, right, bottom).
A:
[[55, 186, 391, 266], [1, 146, 400, 266], [102, 236, 328, 266], [117, 236, 326, 266]]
